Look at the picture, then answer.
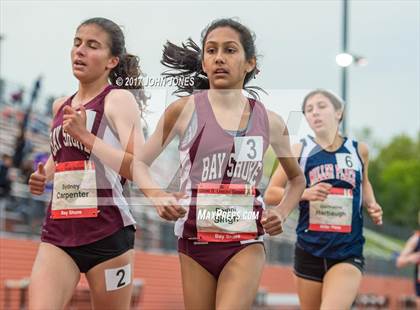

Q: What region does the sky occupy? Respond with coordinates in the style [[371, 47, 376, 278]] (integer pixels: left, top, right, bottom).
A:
[[0, 0, 419, 144]]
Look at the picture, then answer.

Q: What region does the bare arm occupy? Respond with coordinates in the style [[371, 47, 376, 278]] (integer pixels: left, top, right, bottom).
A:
[[359, 142, 383, 225], [264, 143, 302, 206], [264, 139, 332, 206], [29, 97, 67, 194], [396, 233, 420, 268], [61, 90, 190, 221], [132, 97, 190, 195], [265, 111, 306, 223], [63, 89, 143, 180], [131, 96, 194, 220]]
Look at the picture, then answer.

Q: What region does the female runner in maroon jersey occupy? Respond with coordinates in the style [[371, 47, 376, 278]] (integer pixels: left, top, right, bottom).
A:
[[28, 17, 145, 310], [132, 18, 306, 309]]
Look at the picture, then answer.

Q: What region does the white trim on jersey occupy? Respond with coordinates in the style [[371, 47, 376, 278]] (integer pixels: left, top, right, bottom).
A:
[[101, 126, 136, 226], [343, 138, 364, 216], [299, 136, 317, 171], [86, 110, 97, 133], [175, 148, 193, 237]]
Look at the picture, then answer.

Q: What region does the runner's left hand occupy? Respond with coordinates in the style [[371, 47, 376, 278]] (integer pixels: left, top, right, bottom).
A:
[[366, 201, 383, 225]]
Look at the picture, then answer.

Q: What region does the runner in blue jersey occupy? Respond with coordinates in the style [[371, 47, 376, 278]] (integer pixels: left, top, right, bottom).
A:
[[265, 89, 383, 309], [396, 212, 420, 307]]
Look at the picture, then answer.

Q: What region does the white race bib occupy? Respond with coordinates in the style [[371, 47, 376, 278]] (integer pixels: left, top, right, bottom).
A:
[[196, 183, 259, 242], [234, 136, 263, 162], [336, 153, 359, 171], [52, 160, 98, 219], [105, 264, 132, 291], [309, 187, 353, 233]]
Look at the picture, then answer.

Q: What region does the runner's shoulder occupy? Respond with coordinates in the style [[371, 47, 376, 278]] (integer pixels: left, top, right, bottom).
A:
[[52, 96, 69, 117]]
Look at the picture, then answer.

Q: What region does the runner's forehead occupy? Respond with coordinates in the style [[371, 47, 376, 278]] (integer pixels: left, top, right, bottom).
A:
[[75, 24, 110, 46], [205, 27, 242, 46], [306, 94, 330, 106]]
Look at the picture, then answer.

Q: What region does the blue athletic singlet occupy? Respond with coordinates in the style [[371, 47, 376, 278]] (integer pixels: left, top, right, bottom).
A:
[[296, 135, 364, 259], [415, 231, 420, 296]]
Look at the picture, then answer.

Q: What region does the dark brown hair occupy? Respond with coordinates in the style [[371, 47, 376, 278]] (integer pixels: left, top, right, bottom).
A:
[[78, 17, 147, 108], [161, 18, 263, 98], [302, 89, 344, 119]]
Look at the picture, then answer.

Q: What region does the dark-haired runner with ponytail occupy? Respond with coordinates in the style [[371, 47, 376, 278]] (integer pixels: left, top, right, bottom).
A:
[[133, 18, 305, 309], [28, 17, 146, 309]]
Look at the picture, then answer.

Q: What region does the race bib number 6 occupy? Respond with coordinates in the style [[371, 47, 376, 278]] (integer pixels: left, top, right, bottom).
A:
[[336, 153, 359, 170]]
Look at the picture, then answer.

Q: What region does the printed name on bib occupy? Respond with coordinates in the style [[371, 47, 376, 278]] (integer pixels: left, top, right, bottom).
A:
[[52, 160, 98, 219], [309, 187, 353, 233]]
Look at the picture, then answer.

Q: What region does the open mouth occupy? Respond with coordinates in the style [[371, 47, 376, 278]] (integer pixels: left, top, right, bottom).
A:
[[73, 59, 87, 69], [214, 68, 229, 75]]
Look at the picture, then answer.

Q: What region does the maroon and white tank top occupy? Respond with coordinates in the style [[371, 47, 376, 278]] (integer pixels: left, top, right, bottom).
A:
[[41, 85, 135, 247], [175, 90, 269, 243]]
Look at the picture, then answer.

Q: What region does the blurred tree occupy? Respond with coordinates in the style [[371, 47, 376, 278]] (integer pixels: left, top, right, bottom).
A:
[[369, 133, 420, 228]]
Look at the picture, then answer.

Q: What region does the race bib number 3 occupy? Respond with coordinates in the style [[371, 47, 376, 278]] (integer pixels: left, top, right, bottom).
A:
[[196, 183, 259, 242], [52, 160, 98, 219], [234, 136, 263, 162], [309, 187, 353, 233]]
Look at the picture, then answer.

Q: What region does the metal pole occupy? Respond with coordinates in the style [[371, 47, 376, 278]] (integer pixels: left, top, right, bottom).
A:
[[341, 0, 349, 135], [0, 34, 4, 103]]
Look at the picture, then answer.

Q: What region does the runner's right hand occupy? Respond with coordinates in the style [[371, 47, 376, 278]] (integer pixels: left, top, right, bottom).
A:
[[151, 191, 187, 221], [407, 252, 420, 264], [28, 163, 47, 195], [302, 182, 332, 201], [261, 208, 284, 236]]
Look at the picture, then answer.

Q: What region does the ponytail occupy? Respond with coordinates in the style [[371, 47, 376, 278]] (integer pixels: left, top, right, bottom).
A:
[[160, 18, 264, 99], [161, 39, 209, 96]]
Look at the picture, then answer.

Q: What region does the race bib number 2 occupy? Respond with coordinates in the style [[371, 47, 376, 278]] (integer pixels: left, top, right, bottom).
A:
[[105, 264, 131, 291], [51, 160, 98, 219]]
